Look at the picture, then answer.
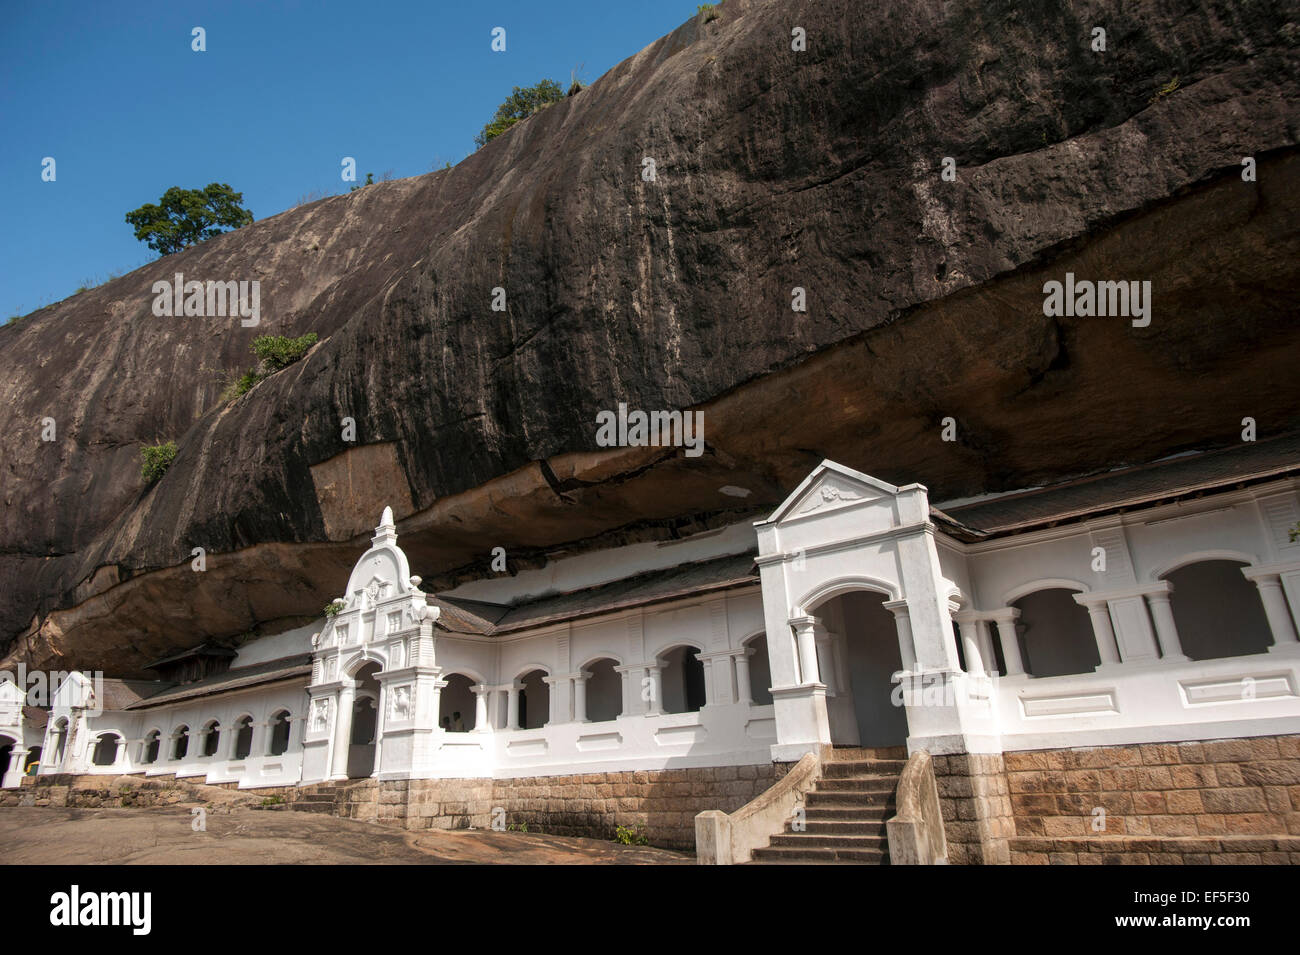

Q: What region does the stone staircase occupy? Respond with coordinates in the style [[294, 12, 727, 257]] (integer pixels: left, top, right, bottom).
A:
[[289, 778, 379, 820], [751, 746, 906, 864], [289, 782, 343, 814]]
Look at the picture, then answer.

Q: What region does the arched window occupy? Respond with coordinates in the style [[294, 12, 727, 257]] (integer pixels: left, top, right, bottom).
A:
[[141, 731, 161, 765], [171, 725, 190, 760], [200, 721, 221, 758], [439, 674, 478, 732], [1164, 560, 1273, 660], [91, 733, 120, 767], [268, 710, 292, 756], [742, 634, 774, 706], [233, 716, 254, 760], [583, 658, 622, 722], [518, 670, 549, 730], [1011, 588, 1099, 677], [660, 646, 706, 714]]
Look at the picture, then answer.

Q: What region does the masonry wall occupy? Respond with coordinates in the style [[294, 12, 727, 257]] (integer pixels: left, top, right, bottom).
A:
[[1005, 734, 1300, 864], [932, 752, 1014, 864], [331, 763, 790, 850]]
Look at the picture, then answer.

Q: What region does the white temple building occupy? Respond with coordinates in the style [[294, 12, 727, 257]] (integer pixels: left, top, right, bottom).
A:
[[4, 436, 1299, 860]]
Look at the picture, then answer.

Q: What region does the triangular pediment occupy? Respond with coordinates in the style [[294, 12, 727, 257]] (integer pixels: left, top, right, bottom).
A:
[[764, 461, 901, 524]]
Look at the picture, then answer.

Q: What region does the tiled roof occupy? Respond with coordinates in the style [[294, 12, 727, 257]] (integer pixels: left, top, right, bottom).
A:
[[435, 552, 759, 636], [941, 432, 1300, 538], [99, 678, 173, 710], [142, 642, 237, 670], [124, 655, 312, 709]]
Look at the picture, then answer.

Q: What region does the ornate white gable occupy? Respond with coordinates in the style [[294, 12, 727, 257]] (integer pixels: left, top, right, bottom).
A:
[[765, 460, 901, 525], [310, 507, 440, 679]]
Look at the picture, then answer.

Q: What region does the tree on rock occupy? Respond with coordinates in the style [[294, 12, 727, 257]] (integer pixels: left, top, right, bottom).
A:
[[474, 79, 565, 148], [125, 183, 254, 255]]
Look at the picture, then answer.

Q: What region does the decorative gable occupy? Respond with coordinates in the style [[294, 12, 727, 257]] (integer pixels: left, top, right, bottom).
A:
[[764, 460, 901, 526]]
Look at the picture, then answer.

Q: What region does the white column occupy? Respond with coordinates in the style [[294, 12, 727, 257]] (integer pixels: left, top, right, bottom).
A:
[[1145, 589, 1188, 661], [329, 685, 354, 780], [227, 725, 243, 760], [976, 621, 998, 676], [471, 685, 490, 732], [249, 722, 267, 761], [430, 678, 447, 731], [1243, 570, 1300, 647], [883, 600, 917, 672], [2, 748, 29, 788], [543, 677, 560, 724], [790, 616, 822, 685], [614, 665, 639, 716], [735, 648, 754, 705], [715, 652, 737, 705], [506, 682, 523, 729], [644, 665, 663, 716], [699, 656, 715, 706], [573, 672, 590, 723], [814, 629, 837, 694], [1075, 595, 1122, 665], [956, 617, 984, 675], [990, 609, 1026, 676]]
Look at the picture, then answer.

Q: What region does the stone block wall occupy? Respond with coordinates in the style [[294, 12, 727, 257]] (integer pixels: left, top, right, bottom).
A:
[[1007, 735, 1300, 838], [932, 752, 1014, 864], [366, 763, 787, 850], [1005, 734, 1300, 863]]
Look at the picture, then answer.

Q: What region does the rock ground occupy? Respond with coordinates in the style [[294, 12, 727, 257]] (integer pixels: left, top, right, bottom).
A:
[[0, 806, 689, 865]]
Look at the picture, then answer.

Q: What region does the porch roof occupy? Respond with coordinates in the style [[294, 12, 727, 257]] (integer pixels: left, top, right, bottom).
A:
[[938, 431, 1300, 539], [434, 551, 759, 636], [123, 655, 313, 709], [142, 642, 237, 670], [100, 678, 175, 710]]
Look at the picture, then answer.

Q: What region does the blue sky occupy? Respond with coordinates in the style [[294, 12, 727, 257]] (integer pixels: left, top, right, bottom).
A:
[[0, 0, 700, 320]]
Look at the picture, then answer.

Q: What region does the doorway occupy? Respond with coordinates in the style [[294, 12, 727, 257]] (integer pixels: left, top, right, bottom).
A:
[[815, 591, 909, 748]]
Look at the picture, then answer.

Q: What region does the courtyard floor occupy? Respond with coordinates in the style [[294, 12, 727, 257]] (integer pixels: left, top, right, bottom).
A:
[[0, 807, 691, 865]]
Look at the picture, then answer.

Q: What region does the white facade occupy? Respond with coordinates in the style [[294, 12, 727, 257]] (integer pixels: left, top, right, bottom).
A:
[[753, 461, 1300, 759], [8, 459, 1300, 790]]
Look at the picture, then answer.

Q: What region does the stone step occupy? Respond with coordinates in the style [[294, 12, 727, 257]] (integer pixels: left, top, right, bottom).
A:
[[797, 819, 888, 836], [770, 832, 888, 849], [806, 790, 896, 808], [803, 803, 892, 820], [822, 759, 906, 777], [815, 776, 898, 792], [289, 801, 338, 813], [751, 845, 889, 864]]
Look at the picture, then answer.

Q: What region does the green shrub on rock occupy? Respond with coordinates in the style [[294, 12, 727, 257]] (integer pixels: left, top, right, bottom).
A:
[[140, 441, 178, 483], [251, 333, 318, 371]]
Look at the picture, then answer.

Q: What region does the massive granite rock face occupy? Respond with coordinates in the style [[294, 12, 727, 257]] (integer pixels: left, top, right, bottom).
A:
[[1, 0, 1298, 674]]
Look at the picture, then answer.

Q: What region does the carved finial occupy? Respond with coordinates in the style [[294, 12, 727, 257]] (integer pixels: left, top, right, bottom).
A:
[[371, 505, 399, 546]]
